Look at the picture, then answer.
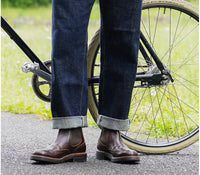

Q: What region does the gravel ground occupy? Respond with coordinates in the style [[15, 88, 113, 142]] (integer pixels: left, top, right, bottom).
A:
[[1, 112, 199, 175]]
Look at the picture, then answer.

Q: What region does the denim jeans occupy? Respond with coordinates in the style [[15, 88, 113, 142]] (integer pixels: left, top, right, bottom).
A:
[[51, 0, 142, 131]]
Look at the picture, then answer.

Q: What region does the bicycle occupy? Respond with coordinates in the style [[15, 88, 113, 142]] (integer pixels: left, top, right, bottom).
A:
[[1, 0, 199, 154]]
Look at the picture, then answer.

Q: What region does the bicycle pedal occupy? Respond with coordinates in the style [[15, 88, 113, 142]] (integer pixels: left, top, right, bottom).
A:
[[22, 62, 39, 73]]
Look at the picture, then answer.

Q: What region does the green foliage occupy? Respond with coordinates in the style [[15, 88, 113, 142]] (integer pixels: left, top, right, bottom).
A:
[[2, 0, 198, 8], [2, 0, 52, 7], [2, 0, 99, 8]]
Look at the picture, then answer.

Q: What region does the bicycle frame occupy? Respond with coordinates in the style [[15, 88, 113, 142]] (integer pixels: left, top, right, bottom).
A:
[[88, 34, 174, 87], [1, 16, 173, 87], [1, 16, 51, 73]]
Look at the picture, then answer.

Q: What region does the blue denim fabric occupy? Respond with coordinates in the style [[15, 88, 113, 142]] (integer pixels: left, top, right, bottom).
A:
[[51, 0, 142, 130], [98, 0, 142, 121]]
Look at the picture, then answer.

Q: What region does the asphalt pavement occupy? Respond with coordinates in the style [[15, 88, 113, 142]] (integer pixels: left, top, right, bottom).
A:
[[1, 112, 199, 175]]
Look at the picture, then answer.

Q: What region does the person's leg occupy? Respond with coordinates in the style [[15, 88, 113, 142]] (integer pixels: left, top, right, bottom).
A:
[[96, 0, 142, 163], [51, 0, 94, 129], [98, 0, 142, 130], [31, 0, 94, 163]]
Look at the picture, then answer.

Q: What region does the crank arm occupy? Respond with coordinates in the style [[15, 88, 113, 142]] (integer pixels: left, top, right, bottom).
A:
[[22, 62, 51, 83]]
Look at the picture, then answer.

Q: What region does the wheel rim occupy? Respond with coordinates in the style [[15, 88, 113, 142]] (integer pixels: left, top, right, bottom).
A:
[[90, 4, 199, 148]]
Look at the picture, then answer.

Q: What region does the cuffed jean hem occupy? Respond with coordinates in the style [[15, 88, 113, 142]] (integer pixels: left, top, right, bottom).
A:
[[52, 116, 88, 129], [97, 114, 130, 131]]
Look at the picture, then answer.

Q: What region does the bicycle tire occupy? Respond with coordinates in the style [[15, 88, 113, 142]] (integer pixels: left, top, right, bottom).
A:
[[87, 0, 199, 154]]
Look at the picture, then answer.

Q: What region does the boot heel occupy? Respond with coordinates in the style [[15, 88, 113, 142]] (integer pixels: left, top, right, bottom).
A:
[[96, 151, 107, 160], [73, 154, 87, 162]]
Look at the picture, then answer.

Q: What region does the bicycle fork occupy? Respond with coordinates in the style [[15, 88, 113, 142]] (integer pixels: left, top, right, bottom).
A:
[[140, 32, 174, 83]]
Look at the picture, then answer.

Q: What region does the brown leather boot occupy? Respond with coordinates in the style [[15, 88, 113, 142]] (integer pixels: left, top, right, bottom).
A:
[[31, 128, 87, 163], [96, 128, 140, 163]]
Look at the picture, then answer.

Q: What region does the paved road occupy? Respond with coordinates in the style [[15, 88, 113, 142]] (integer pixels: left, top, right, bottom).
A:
[[1, 112, 199, 175]]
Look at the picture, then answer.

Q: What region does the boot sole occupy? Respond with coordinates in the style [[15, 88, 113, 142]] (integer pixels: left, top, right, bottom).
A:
[[31, 152, 87, 164], [96, 150, 140, 164]]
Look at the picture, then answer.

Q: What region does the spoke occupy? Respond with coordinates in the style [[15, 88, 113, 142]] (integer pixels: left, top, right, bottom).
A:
[[141, 19, 156, 51], [141, 20, 151, 41], [131, 88, 142, 103], [171, 83, 198, 86], [159, 88, 199, 126], [164, 84, 198, 113], [146, 86, 169, 142], [174, 54, 199, 74], [161, 18, 197, 61], [171, 11, 182, 47], [166, 16, 192, 53], [172, 16, 192, 45], [135, 87, 158, 141], [167, 11, 182, 63], [167, 11, 182, 66], [152, 8, 160, 45], [141, 16, 158, 53], [156, 86, 169, 142], [169, 63, 198, 66], [145, 88, 159, 143], [173, 46, 199, 73], [149, 88, 158, 143], [168, 8, 172, 67], [131, 87, 150, 103], [172, 71, 199, 91], [170, 78, 199, 85], [125, 88, 147, 136], [148, 8, 151, 42], [131, 93, 150, 107], [167, 85, 180, 138], [130, 88, 148, 123], [161, 24, 199, 61]]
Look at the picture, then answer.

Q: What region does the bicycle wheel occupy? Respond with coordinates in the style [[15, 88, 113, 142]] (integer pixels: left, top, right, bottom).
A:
[[87, 0, 199, 154]]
